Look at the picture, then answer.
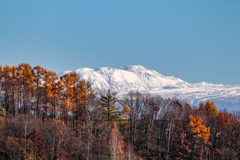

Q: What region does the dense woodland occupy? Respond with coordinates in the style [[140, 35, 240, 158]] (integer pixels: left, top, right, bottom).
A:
[[0, 63, 240, 160]]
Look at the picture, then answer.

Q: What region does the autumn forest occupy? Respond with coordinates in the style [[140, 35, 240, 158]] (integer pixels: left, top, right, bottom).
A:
[[0, 63, 240, 160]]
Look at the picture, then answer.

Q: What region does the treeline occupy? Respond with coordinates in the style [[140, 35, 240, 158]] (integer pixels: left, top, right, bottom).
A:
[[0, 63, 240, 160]]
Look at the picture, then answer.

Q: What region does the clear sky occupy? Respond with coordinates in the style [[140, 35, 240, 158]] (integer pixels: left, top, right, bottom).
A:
[[0, 0, 240, 85]]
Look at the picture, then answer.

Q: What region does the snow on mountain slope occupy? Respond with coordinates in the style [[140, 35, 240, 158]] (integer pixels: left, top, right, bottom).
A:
[[73, 68, 110, 89], [120, 65, 189, 89], [95, 67, 146, 92], [59, 65, 240, 111]]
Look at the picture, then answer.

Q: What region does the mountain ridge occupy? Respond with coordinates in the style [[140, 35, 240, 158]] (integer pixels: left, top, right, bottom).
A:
[[59, 65, 240, 111]]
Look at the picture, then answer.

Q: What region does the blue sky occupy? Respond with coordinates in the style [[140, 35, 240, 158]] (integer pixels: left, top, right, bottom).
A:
[[0, 0, 240, 85]]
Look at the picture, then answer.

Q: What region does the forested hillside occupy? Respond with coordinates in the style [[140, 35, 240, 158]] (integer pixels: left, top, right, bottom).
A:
[[0, 63, 240, 160]]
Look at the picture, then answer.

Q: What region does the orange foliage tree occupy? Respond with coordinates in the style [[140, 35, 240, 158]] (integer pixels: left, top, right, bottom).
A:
[[189, 115, 210, 159], [190, 115, 210, 141], [60, 73, 94, 128]]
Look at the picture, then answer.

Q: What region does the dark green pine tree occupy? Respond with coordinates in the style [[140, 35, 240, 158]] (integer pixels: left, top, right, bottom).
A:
[[98, 89, 123, 123]]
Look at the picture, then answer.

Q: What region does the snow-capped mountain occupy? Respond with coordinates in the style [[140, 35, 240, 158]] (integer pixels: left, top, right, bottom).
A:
[[59, 65, 240, 111]]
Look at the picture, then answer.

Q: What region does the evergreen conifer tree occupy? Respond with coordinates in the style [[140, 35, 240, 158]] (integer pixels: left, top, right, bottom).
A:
[[98, 90, 122, 123]]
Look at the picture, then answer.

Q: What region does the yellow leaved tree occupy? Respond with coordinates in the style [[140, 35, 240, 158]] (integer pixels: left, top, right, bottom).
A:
[[122, 105, 131, 129], [199, 101, 218, 116], [0, 107, 6, 131], [0, 106, 6, 122], [7, 136, 34, 160]]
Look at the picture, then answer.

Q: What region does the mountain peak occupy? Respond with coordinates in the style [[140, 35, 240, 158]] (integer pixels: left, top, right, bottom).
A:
[[74, 67, 93, 73], [119, 65, 148, 71]]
